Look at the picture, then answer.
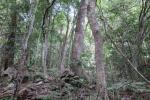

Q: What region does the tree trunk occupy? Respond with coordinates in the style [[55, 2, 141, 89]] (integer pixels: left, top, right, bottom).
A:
[[87, 0, 108, 99], [67, 11, 76, 68], [1, 0, 17, 71], [71, 0, 89, 81], [18, 0, 38, 81], [42, 0, 55, 78], [19, 0, 38, 67], [59, 13, 70, 74], [42, 32, 49, 78]]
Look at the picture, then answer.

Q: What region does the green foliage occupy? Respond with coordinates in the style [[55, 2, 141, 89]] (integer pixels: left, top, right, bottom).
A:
[[0, 0, 150, 99]]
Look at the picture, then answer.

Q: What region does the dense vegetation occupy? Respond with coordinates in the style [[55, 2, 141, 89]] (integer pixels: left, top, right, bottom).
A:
[[0, 0, 150, 100]]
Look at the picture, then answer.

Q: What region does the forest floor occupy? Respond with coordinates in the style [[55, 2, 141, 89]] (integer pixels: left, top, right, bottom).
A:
[[0, 70, 96, 100], [0, 70, 150, 100]]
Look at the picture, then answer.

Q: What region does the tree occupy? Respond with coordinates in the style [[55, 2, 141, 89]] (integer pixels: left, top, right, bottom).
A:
[[59, 11, 70, 74], [41, 0, 56, 78], [87, 0, 108, 99], [17, 0, 38, 83], [0, 0, 150, 99], [20, 0, 38, 67], [71, 0, 89, 80]]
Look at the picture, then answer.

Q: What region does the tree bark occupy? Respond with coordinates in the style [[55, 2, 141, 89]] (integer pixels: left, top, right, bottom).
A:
[[71, 0, 89, 80], [87, 0, 108, 99]]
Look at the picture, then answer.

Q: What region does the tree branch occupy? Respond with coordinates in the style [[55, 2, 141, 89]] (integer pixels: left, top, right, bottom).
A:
[[41, 0, 56, 32]]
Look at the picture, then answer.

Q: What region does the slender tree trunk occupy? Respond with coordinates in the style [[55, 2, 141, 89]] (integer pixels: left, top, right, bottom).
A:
[[71, 0, 90, 81], [18, 0, 38, 81], [20, 0, 37, 67], [41, 0, 55, 78], [48, 30, 53, 68], [0, 0, 17, 76], [42, 32, 49, 78], [12, 3, 38, 99], [67, 11, 76, 68], [87, 0, 108, 99], [59, 13, 70, 74]]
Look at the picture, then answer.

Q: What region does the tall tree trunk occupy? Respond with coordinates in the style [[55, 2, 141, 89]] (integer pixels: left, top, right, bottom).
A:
[[20, 0, 37, 66], [1, 0, 17, 71], [42, 0, 55, 78], [12, 2, 39, 98], [67, 11, 76, 68], [42, 32, 49, 78], [18, 0, 38, 81], [87, 0, 108, 99], [59, 13, 70, 74], [71, 0, 89, 80]]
